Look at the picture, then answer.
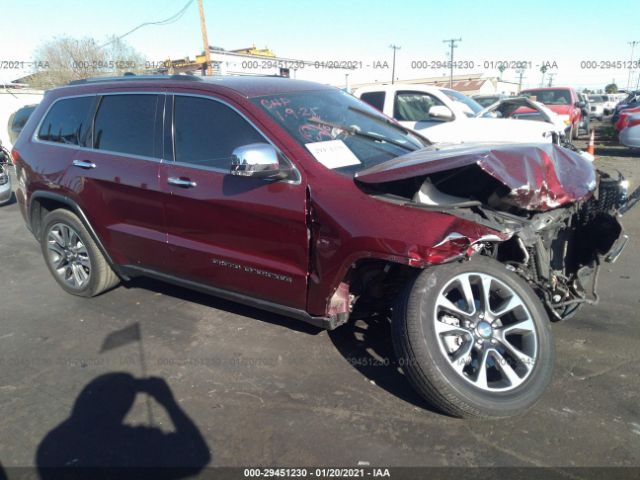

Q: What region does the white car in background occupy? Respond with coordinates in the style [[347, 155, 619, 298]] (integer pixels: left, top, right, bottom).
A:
[[354, 84, 565, 145], [588, 95, 606, 120]]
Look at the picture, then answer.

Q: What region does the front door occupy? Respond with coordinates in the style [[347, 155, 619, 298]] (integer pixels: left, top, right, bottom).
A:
[[159, 94, 309, 309]]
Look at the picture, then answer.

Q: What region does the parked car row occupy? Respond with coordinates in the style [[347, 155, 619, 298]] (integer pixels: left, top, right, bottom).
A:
[[355, 84, 569, 144], [607, 91, 640, 150], [355, 84, 594, 162]]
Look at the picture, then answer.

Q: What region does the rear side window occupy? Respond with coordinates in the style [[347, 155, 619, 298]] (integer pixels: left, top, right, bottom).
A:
[[38, 97, 93, 146], [173, 96, 264, 170], [94, 94, 159, 158], [360, 91, 386, 112]]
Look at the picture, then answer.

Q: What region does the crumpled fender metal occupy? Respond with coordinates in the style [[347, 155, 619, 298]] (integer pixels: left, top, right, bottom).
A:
[[355, 143, 597, 211], [305, 188, 509, 316]]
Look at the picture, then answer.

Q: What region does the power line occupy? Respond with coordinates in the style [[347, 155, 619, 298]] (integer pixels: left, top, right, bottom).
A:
[[101, 0, 195, 48]]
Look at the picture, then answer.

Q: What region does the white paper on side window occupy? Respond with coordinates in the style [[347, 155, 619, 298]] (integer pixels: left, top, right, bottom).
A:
[[305, 140, 361, 169]]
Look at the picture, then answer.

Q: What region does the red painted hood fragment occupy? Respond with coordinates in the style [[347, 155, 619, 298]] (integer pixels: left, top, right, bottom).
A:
[[355, 143, 597, 211]]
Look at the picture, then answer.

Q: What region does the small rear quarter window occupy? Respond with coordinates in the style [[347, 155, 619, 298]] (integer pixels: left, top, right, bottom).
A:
[[360, 91, 386, 112], [38, 96, 93, 146]]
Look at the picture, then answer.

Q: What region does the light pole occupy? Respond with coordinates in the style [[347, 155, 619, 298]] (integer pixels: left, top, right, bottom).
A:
[[345, 73, 350, 91], [516, 68, 526, 93], [389, 45, 401, 84], [443, 38, 461, 88], [627, 41, 639, 91]]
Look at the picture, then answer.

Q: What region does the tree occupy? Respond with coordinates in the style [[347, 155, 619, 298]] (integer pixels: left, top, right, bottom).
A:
[[539, 64, 548, 87], [605, 83, 618, 94], [497, 64, 506, 80], [29, 36, 147, 88]]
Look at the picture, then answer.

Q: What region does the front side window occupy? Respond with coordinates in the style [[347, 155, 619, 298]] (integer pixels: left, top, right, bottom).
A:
[[38, 96, 93, 146], [394, 91, 447, 122], [94, 94, 159, 157], [173, 96, 264, 170]]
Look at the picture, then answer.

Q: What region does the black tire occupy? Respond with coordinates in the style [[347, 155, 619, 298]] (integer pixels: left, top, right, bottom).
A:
[[565, 124, 573, 142], [572, 122, 579, 140], [41, 209, 119, 297], [392, 256, 555, 419]]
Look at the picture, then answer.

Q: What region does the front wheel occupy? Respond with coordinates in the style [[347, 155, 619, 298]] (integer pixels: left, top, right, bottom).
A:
[[392, 256, 554, 418]]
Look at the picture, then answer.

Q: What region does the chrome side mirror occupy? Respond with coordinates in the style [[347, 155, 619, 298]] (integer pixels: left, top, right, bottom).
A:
[[230, 143, 282, 179]]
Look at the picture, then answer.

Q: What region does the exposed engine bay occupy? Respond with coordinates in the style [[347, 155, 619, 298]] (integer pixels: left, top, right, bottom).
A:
[[355, 143, 640, 320]]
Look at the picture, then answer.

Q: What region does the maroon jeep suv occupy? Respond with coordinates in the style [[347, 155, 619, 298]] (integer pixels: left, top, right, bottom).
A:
[[12, 75, 638, 418]]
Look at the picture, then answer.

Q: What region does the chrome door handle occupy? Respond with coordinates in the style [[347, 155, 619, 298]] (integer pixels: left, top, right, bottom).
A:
[[168, 177, 197, 188], [72, 160, 96, 169]]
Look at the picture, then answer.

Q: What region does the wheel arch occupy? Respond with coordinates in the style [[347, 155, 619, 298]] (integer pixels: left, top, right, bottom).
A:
[[29, 191, 128, 280]]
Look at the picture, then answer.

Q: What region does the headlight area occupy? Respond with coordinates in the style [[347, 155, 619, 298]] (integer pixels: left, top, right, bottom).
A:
[[558, 114, 572, 126]]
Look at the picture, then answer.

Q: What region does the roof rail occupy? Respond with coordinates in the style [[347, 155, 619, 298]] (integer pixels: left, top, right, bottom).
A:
[[67, 74, 202, 86]]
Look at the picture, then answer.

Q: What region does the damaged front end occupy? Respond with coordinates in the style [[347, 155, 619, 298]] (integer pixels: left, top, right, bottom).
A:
[[356, 143, 640, 320]]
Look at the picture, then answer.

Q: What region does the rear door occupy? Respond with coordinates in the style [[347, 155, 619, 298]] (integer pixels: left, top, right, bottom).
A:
[[158, 94, 309, 309], [69, 92, 168, 270]]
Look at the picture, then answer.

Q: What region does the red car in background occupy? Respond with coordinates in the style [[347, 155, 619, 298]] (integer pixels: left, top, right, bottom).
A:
[[520, 87, 584, 140], [615, 106, 640, 131]]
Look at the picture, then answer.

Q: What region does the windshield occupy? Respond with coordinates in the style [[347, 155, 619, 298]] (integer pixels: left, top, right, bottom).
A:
[[589, 95, 605, 103], [521, 89, 572, 105], [252, 89, 427, 175], [440, 89, 483, 117], [474, 96, 500, 108]]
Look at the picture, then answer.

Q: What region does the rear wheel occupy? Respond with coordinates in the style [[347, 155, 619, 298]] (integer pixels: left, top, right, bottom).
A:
[[41, 209, 119, 297], [392, 256, 554, 418]]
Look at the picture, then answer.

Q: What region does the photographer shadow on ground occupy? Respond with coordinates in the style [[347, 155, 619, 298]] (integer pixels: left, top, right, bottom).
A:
[[36, 372, 211, 479]]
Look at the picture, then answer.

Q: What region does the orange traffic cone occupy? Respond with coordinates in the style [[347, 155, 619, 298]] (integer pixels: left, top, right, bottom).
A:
[[587, 129, 595, 156]]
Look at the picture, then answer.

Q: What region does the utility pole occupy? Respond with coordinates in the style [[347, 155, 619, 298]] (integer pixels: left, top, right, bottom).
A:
[[389, 45, 401, 84], [515, 68, 526, 92], [198, 0, 213, 76], [627, 41, 639, 90], [547, 72, 557, 87], [443, 38, 461, 88]]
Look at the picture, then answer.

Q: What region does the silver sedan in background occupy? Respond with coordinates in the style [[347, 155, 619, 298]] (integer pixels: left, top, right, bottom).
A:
[[620, 113, 640, 150], [0, 164, 11, 205]]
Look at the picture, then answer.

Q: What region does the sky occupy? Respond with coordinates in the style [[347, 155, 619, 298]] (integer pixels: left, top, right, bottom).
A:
[[1, 0, 639, 90]]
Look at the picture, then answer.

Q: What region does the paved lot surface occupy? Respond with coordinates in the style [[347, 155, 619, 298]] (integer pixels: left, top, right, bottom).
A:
[[0, 138, 639, 470]]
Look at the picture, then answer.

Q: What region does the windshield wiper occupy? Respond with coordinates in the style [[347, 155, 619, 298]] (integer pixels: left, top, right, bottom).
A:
[[307, 117, 416, 152], [348, 106, 432, 146]]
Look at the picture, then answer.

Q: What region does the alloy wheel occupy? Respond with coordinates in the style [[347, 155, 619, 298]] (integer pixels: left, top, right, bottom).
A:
[[433, 272, 538, 392], [46, 223, 91, 290]]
